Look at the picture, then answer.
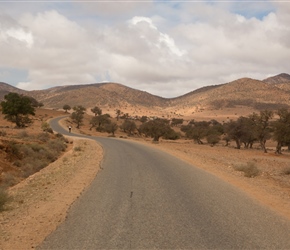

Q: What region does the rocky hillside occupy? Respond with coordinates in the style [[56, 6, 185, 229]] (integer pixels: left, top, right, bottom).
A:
[[263, 73, 290, 92], [0, 73, 290, 114], [0, 82, 27, 100], [171, 76, 290, 111], [28, 82, 168, 110]]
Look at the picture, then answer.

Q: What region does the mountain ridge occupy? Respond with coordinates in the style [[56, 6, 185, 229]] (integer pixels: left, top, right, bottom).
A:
[[1, 73, 290, 116]]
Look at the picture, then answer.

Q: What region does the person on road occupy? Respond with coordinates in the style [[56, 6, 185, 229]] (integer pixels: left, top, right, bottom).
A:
[[68, 126, 72, 133]]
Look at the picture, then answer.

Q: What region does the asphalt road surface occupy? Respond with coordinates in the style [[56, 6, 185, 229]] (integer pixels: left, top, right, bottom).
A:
[[39, 116, 290, 249]]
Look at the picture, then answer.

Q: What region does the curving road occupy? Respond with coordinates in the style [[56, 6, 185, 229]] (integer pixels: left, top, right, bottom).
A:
[[39, 116, 290, 249]]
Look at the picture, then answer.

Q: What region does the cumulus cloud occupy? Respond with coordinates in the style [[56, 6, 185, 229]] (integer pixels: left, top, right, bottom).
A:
[[0, 1, 289, 97]]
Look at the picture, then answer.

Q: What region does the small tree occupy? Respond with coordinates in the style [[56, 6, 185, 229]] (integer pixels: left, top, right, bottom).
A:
[[225, 117, 257, 149], [171, 118, 184, 127], [121, 113, 129, 119], [1, 92, 35, 128], [91, 106, 102, 116], [71, 105, 86, 128], [63, 104, 71, 113], [249, 110, 273, 153], [239, 117, 257, 149], [104, 122, 118, 136], [120, 120, 137, 135], [224, 120, 243, 149], [116, 109, 121, 121], [272, 109, 290, 154], [27, 96, 43, 108], [90, 114, 111, 132], [139, 118, 173, 142], [181, 121, 209, 144], [139, 116, 148, 123]]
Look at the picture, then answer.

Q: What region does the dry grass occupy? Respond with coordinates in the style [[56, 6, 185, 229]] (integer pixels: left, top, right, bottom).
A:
[[0, 109, 68, 190], [233, 162, 260, 178], [0, 188, 10, 212]]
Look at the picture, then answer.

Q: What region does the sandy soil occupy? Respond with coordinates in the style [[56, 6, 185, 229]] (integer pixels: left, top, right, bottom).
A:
[[0, 112, 290, 249]]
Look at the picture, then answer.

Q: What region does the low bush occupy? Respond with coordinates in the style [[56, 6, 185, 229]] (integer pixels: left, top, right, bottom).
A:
[[36, 132, 50, 142], [0, 130, 7, 136], [47, 139, 66, 152], [0, 188, 10, 212], [55, 133, 68, 143], [17, 130, 29, 139], [41, 122, 53, 134], [1, 172, 18, 187], [74, 146, 82, 152], [4, 132, 68, 182], [282, 167, 290, 175], [233, 162, 260, 178]]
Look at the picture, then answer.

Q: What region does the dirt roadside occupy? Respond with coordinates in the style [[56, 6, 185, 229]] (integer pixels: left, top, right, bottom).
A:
[[0, 137, 103, 249]]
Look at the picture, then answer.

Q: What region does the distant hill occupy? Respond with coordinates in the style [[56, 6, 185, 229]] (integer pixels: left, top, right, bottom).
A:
[[262, 73, 290, 92], [0, 82, 27, 100], [28, 82, 169, 110], [1, 73, 290, 116], [263, 73, 290, 84], [170, 76, 290, 111]]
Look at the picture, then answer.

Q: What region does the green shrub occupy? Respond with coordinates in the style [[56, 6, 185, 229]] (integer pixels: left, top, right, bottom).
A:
[[233, 162, 260, 178]]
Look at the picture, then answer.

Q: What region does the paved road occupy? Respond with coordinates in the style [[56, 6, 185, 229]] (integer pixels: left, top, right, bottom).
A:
[[39, 116, 290, 249]]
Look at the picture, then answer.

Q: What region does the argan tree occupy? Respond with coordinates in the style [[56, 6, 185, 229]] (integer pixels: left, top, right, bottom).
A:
[[272, 109, 290, 154], [104, 122, 118, 136], [91, 106, 102, 116], [139, 116, 148, 123], [27, 96, 43, 108], [181, 121, 210, 144], [249, 110, 273, 153], [224, 119, 243, 149], [139, 118, 173, 142], [71, 105, 86, 128], [206, 120, 224, 146], [120, 120, 137, 135], [171, 118, 184, 127], [90, 114, 111, 132], [116, 109, 121, 121], [63, 104, 71, 113], [1, 92, 35, 127]]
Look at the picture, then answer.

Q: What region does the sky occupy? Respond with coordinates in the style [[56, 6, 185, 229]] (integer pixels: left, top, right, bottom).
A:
[[0, 0, 289, 98]]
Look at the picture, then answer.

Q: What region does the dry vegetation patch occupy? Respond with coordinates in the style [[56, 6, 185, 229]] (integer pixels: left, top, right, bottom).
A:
[[0, 108, 103, 249], [0, 138, 103, 249]]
